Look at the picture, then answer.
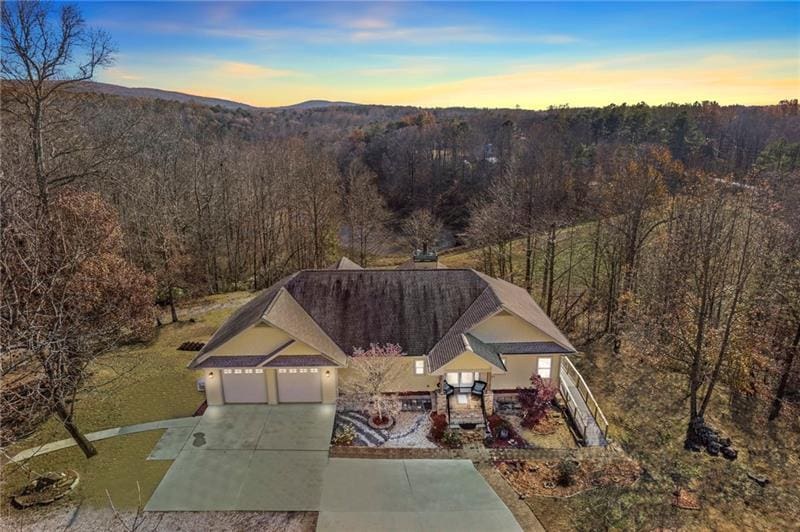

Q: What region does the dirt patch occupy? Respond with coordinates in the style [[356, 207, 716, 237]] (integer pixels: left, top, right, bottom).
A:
[[495, 457, 641, 498]]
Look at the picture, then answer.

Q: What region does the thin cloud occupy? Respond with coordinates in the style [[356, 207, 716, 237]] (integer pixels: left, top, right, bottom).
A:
[[216, 61, 297, 79]]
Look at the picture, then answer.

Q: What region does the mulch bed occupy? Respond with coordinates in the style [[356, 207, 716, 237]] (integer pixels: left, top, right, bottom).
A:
[[193, 401, 208, 416], [495, 457, 641, 498], [12, 470, 80, 508], [673, 488, 701, 510]]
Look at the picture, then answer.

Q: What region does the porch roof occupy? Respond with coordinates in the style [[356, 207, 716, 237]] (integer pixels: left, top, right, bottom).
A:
[[489, 341, 572, 354], [195, 355, 271, 369], [263, 355, 339, 367]]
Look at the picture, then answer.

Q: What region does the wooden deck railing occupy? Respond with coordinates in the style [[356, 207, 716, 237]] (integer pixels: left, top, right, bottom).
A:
[[560, 357, 609, 439]]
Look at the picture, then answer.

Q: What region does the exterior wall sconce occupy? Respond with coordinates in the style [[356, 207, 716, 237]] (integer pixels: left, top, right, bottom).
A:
[[325, 370, 331, 377], [208, 372, 214, 379]]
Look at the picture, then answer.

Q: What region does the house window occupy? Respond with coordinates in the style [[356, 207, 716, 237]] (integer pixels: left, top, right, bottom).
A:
[[254, 369, 264, 374], [446, 372, 478, 387], [537, 357, 552, 379], [414, 360, 425, 375], [278, 369, 287, 373], [234, 369, 242, 374], [223, 369, 232, 374], [244, 369, 253, 374], [299, 368, 308, 373], [309, 368, 319, 373], [289, 368, 298, 373]]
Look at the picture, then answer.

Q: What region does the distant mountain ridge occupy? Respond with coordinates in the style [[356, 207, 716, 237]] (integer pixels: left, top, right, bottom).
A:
[[68, 82, 361, 111]]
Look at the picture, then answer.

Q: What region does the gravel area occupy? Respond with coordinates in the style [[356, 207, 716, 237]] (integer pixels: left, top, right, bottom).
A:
[[333, 411, 435, 448], [382, 412, 436, 448]]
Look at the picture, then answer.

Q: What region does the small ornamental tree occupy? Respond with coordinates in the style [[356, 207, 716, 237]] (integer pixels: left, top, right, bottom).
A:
[[343, 343, 405, 425], [518, 374, 557, 429]]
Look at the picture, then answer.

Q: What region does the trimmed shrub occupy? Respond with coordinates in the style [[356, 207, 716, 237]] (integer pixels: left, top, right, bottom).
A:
[[441, 429, 463, 449], [332, 424, 357, 446]]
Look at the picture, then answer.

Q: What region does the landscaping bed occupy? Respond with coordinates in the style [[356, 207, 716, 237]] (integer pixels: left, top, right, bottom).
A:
[[508, 407, 578, 449], [331, 411, 435, 448], [495, 457, 641, 498]]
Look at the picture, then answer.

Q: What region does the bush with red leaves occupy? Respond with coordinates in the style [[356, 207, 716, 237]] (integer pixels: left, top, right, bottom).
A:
[[518, 375, 557, 429], [429, 412, 448, 441]]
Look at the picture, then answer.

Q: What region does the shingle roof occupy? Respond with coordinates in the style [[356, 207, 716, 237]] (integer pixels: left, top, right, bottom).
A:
[[196, 355, 272, 368], [190, 268, 575, 372], [286, 270, 485, 356], [490, 342, 572, 354], [464, 334, 506, 370], [188, 274, 297, 367], [264, 355, 337, 367]]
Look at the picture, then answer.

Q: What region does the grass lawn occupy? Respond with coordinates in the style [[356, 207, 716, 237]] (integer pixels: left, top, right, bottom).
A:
[[1, 291, 253, 513], [440, 221, 600, 291]]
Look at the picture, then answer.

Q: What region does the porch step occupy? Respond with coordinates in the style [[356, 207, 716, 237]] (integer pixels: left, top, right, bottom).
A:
[[449, 412, 486, 428]]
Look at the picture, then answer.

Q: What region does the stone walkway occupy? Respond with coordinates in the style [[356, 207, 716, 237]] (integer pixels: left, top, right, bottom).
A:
[[10, 417, 200, 462]]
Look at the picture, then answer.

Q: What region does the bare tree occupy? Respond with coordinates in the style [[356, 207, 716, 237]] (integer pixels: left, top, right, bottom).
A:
[[402, 208, 443, 252], [341, 160, 389, 266], [1, 0, 116, 213], [632, 181, 761, 446], [340, 343, 405, 424], [0, 189, 154, 457]]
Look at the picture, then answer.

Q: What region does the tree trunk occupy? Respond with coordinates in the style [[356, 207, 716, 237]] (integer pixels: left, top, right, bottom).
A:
[[168, 286, 179, 323], [769, 322, 800, 421], [54, 401, 97, 458], [545, 224, 556, 316]]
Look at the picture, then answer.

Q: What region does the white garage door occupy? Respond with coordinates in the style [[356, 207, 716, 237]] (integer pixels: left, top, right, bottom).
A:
[[222, 368, 268, 403], [277, 368, 322, 403]]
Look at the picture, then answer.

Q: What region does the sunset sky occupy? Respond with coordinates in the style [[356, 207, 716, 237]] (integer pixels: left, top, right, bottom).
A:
[[84, 1, 800, 109]]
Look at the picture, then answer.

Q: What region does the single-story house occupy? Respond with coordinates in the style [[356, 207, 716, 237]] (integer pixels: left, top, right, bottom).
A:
[[188, 258, 576, 421]]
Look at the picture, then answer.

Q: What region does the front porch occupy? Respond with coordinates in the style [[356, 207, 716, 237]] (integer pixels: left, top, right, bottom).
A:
[[434, 371, 494, 428]]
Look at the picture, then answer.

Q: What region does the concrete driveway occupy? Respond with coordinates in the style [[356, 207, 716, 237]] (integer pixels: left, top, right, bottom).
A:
[[145, 404, 335, 511], [145, 405, 522, 531], [317, 459, 522, 532]]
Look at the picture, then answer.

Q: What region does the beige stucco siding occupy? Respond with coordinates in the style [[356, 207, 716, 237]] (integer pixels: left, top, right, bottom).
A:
[[338, 356, 439, 393], [277, 340, 322, 355], [491, 354, 562, 389], [470, 313, 554, 343], [206, 323, 293, 356], [322, 368, 338, 403], [201, 369, 225, 406]]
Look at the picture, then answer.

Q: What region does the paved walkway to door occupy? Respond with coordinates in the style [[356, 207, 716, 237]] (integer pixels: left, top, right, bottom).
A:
[[145, 404, 335, 511]]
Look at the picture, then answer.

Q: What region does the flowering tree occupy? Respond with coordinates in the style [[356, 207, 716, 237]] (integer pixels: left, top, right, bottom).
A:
[[342, 343, 405, 424], [518, 374, 557, 429]]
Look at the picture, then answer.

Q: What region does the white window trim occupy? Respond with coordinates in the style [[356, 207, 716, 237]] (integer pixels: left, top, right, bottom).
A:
[[446, 371, 480, 387], [537, 357, 552, 379], [414, 359, 425, 375]]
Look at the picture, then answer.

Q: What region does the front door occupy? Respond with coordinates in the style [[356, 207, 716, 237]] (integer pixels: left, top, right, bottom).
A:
[[446, 371, 478, 389]]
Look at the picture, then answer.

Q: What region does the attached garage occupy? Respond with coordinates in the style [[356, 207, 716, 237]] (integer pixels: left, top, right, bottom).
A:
[[222, 368, 268, 403], [277, 368, 322, 403]]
